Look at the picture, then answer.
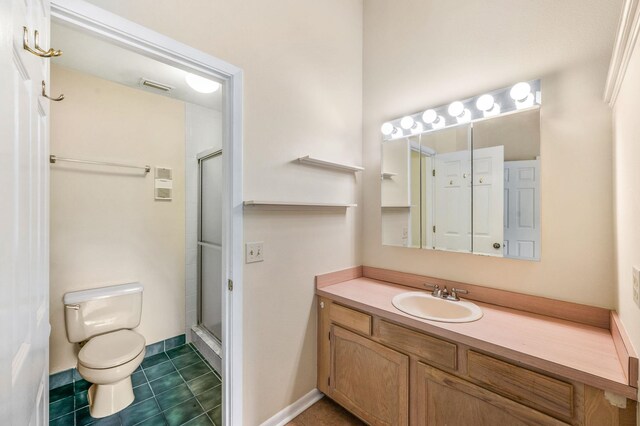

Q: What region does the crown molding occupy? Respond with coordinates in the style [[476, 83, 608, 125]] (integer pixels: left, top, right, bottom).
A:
[[604, 0, 640, 106]]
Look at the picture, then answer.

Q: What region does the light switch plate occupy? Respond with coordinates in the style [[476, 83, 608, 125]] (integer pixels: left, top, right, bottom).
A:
[[245, 242, 264, 263], [633, 267, 640, 308]]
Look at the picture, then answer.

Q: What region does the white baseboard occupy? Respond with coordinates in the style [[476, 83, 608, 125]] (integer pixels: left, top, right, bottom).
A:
[[260, 388, 324, 426]]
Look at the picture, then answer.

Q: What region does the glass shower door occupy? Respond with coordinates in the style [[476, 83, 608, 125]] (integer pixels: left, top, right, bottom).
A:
[[198, 150, 223, 342]]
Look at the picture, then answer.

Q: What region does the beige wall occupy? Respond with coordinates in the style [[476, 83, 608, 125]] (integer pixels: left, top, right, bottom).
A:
[[81, 1, 363, 423], [50, 66, 186, 373], [59, 0, 630, 422], [363, 0, 620, 307], [613, 41, 640, 369]]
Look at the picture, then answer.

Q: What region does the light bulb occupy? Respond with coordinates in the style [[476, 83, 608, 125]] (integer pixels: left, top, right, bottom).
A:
[[457, 109, 471, 123], [484, 103, 501, 117], [400, 116, 415, 130], [422, 109, 437, 124], [515, 93, 534, 109], [476, 94, 494, 111], [432, 116, 446, 129], [381, 122, 396, 136], [185, 73, 221, 94], [510, 82, 531, 101], [448, 101, 465, 117]]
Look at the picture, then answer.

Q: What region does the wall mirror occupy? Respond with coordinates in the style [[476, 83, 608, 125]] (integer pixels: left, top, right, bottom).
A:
[[381, 81, 541, 261]]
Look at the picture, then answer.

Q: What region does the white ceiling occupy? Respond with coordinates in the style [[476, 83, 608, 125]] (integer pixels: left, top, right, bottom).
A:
[[51, 22, 222, 111]]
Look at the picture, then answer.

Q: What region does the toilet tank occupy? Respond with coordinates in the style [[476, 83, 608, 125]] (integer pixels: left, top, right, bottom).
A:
[[64, 283, 143, 343]]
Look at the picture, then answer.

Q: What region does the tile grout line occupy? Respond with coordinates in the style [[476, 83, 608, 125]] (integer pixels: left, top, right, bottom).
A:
[[137, 359, 164, 426], [187, 343, 222, 425], [144, 358, 213, 391], [190, 342, 222, 381], [51, 344, 207, 426], [165, 349, 214, 425]]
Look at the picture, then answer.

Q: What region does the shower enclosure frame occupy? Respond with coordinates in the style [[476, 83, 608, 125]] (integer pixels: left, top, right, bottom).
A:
[[50, 1, 245, 424], [197, 148, 224, 344]]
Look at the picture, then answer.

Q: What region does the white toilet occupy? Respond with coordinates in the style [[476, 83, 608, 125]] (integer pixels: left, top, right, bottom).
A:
[[64, 283, 146, 418]]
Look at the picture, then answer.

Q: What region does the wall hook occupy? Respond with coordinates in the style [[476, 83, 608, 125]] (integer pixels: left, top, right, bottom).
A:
[[23, 27, 62, 58], [42, 81, 64, 102]]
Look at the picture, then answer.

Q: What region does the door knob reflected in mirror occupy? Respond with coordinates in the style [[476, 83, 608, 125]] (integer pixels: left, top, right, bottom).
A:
[[493, 243, 501, 249]]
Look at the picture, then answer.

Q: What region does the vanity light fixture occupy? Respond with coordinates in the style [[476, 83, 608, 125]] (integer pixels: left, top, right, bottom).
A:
[[185, 73, 221, 94], [476, 94, 501, 117], [510, 82, 534, 109], [380, 79, 540, 140], [422, 109, 446, 129], [400, 116, 415, 129], [381, 122, 400, 137], [400, 116, 424, 134], [448, 101, 471, 123]]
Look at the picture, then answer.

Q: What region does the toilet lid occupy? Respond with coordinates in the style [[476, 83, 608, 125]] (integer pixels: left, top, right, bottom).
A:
[[78, 330, 146, 369]]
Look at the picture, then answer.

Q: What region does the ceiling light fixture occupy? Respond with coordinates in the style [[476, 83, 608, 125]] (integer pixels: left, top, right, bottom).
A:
[[185, 73, 221, 94]]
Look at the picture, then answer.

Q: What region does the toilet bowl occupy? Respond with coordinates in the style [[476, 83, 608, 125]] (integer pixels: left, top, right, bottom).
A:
[[64, 283, 146, 418]]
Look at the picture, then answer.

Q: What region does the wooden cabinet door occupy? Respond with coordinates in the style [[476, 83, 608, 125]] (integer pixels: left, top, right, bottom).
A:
[[329, 325, 409, 426], [415, 362, 569, 426]]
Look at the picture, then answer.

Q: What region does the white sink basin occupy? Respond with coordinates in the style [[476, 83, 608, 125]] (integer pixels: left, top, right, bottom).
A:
[[391, 291, 483, 323]]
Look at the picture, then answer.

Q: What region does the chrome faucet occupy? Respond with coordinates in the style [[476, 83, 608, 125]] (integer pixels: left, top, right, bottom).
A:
[[446, 287, 469, 301], [424, 283, 442, 298], [425, 283, 469, 301]]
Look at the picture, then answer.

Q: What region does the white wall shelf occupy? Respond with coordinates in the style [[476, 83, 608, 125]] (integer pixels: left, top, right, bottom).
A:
[[243, 200, 357, 209], [297, 155, 364, 173], [381, 172, 397, 179]]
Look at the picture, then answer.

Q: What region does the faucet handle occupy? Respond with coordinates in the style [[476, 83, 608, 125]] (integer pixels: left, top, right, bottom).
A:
[[424, 283, 442, 297], [449, 287, 469, 301]]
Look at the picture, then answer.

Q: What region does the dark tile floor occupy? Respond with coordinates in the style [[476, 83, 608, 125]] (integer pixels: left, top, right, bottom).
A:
[[49, 343, 222, 426]]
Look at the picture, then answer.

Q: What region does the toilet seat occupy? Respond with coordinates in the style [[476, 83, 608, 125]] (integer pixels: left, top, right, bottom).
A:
[[79, 329, 145, 369]]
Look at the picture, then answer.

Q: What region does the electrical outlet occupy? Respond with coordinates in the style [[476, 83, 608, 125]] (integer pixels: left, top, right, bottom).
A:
[[245, 242, 264, 263], [633, 267, 640, 308]]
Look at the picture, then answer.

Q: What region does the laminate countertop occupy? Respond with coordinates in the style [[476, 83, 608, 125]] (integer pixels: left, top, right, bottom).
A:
[[317, 277, 638, 400]]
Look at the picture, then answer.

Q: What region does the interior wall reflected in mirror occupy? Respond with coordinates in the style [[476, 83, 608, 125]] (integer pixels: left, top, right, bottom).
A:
[[381, 108, 541, 261], [381, 137, 421, 248]]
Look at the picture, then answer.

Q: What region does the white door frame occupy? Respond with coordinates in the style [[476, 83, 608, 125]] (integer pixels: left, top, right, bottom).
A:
[[49, 1, 244, 424]]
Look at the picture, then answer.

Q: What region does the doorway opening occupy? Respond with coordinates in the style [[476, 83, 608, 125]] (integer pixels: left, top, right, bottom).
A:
[[50, 1, 244, 424]]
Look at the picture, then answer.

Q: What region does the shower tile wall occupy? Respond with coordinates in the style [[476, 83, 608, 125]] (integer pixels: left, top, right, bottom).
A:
[[184, 104, 223, 333]]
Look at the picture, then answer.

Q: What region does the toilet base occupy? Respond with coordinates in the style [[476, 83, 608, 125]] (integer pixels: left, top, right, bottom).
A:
[[87, 376, 135, 418]]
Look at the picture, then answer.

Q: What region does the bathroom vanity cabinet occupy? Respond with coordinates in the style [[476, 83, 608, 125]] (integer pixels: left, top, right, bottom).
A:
[[316, 268, 639, 426]]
